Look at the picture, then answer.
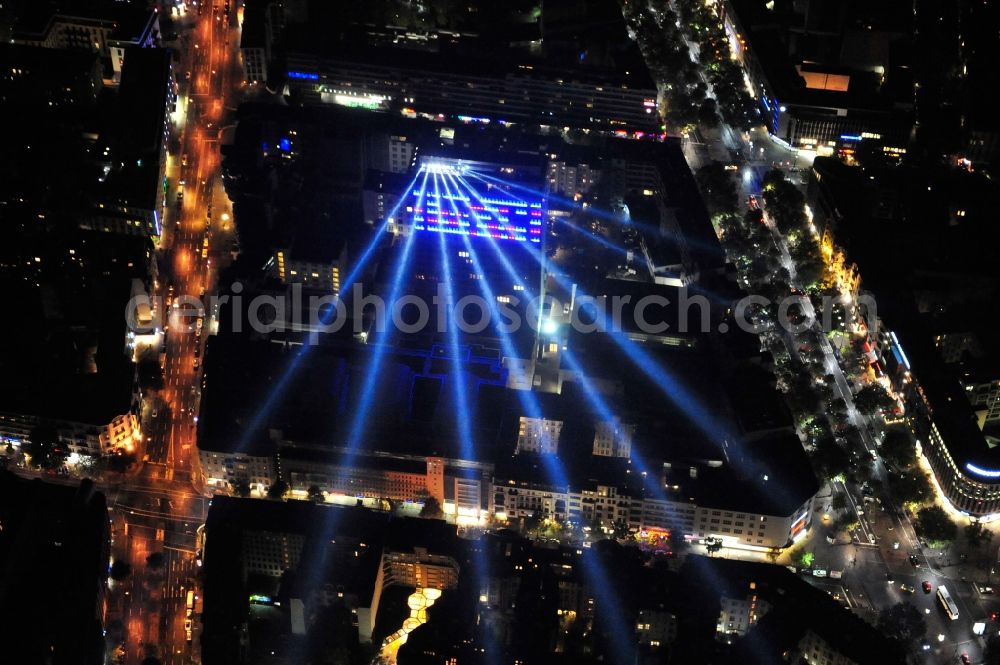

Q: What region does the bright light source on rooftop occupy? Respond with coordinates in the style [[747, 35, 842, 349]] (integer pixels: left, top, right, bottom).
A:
[[421, 160, 465, 175]]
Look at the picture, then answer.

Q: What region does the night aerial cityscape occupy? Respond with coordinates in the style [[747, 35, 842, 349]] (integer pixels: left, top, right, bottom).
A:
[[3, 1, 1000, 665]]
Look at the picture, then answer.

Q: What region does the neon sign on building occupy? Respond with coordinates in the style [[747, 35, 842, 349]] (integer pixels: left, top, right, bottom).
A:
[[405, 170, 543, 244]]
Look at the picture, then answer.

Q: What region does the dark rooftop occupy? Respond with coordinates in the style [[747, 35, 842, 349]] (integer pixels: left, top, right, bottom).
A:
[[13, 0, 156, 43], [98, 46, 171, 212], [197, 335, 511, 462], [283, 0, 654, 91], [0, 473, 109, 665], [0, 277, 136, 427], [700, 557, 906, 665]]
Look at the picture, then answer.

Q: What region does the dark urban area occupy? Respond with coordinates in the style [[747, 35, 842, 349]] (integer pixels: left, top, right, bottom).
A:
[[2, 0, 1000, 664]]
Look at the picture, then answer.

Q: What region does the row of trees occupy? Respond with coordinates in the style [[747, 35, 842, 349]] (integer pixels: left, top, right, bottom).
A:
[[625, 4, 716, 131], [695, 161, 740, 216], [760, 170, 829, 289], [710, 167, 879, 491], [708, 171, 839, 487], [668, 0, 762, 130], [627, 0, 761, 130]]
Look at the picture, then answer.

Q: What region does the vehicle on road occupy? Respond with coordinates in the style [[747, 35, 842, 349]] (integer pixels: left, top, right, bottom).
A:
[[885, 572, 894, 584], [922, 580, 932, 593], [909, 555, 920, 567], [899, 584, 914, 594], [937, 585, 959, 620], [961, 653, 971, 665]]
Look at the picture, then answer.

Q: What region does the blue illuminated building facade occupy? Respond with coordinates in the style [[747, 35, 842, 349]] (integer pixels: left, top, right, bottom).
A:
[[408, 185, 543, 244], [403, 160, 544, 244]]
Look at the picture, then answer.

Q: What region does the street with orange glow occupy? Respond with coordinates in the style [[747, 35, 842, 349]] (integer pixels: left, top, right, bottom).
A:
[[107, 2, 244, 663]]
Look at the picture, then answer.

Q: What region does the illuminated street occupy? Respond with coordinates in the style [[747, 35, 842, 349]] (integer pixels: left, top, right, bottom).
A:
[[5, 0, 1000, 664], [113, 2, 242, 663]]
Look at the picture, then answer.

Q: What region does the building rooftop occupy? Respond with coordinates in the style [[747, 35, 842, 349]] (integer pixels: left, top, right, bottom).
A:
[[725, 364, 794, 437], [881, 299, 997, 471], [13, 0, 156, 43], [202, 496, 459, 664], [283, 0, 654, 91], [197, 335, 511, 462], [97, 46, 171, 213], [728, 0, 913, 122], [0, 277, 136, 427], [666, 432, 818, 517], [0, 473, 109, 665], [703, 556, 906, 664], [239, 0, 268, 50]]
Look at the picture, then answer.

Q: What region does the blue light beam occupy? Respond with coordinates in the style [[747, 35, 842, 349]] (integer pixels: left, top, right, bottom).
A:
[[437, 174, 570, 489], [445, 174, 637, 662], [433, 172, 476, 462], [336, 213, 424, 465], [455, 171, 735, 449], [233, 169, 429, 454], [465, 169, 666, 245]]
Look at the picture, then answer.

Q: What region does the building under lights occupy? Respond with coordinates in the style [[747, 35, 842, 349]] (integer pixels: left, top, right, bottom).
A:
[[200, 497, 460, 664], [208, 93, 815, 542], [240, 0, 660, 135], [717, 0, 914, 157], [372, 155, 548, 387], [223, 101, 723, 299], [492, 433, 815, 551], [391, 157, 546, 242], [195, 335, 512, 518]]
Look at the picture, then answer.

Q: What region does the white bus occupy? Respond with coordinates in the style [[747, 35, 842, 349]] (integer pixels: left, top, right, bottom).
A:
[[937, 585, 959, 621]]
